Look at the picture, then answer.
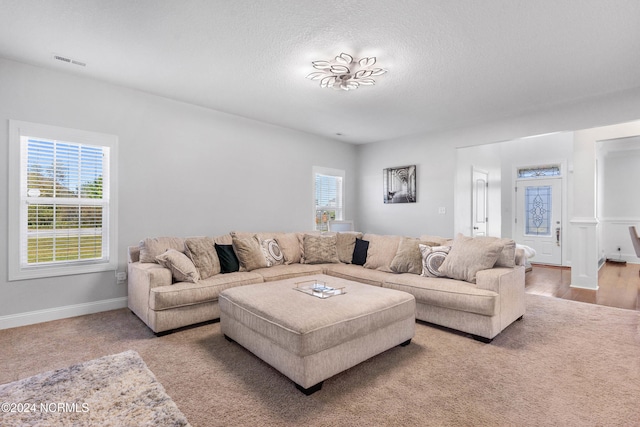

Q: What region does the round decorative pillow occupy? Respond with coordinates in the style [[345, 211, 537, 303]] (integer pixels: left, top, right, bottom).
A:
[[261, 238, 284, 266], [267, 239, 284, 262], [419, 244, 451, 277]]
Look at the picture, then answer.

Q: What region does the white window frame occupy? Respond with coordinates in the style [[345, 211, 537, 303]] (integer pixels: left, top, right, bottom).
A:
[[8, 120, 118, 280], [312, 166, 345, 231]]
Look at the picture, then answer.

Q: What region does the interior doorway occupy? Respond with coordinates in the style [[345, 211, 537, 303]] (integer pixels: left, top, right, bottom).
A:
[[515, 175, 563, 265], [471, 168, 488, 236]]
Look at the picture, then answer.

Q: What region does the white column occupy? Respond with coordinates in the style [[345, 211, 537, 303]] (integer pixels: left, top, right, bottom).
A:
[[569, 218, 599, 289], [571, 120, 640, 289]]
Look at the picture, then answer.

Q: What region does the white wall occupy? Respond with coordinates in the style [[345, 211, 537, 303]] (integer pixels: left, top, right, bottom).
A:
[[356, 138, 456, 236], [571, 121, 640, 288], [455, 143, 502, 238], [0, 58, 357, 325], [423, 132, 575, 265], [4, 54, 640, 325], [500, 132, 574, 265], [356, 88, 640, 244], [599, 140, 640, 263]]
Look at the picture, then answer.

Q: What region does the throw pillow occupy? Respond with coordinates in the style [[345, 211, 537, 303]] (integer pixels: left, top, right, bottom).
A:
[[260, 238, 285, 267], [438, 234, 504, 283], [362, 234, 402, 272], [139, 237, 185, 264], [274, 232, 303, 264], [184, 237, 221, 280], [352, 238, 369, 266], [419, 244, 451, 277], [476, 236, 516, 268], [213, 234, 233, 245], [156, 249, 200, 283], [390, 237, 437, 274], [231, 234, 268, 271], [336, 232, 363, 264], [302, 234, 340, 264], [215, 244, 240, 273], [229, 231, 256, 239], [418, 235, 451, 246]]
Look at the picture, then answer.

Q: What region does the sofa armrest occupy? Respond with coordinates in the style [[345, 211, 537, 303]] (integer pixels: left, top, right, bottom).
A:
[[127, 262, 173, 325], [128, 262, 172, 289], [475, 267, 516, 293], [476, 266, 526, 330]]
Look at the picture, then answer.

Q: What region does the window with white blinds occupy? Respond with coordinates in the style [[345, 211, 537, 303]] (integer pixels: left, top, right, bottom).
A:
[[9, 121, 118, 280], [313, 167, 344, 232]]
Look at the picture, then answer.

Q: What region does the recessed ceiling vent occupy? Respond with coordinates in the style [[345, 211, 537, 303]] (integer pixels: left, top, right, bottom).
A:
[[52, 54, 86, 67]]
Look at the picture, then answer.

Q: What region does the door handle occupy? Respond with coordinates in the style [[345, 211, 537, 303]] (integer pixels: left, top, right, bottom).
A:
[[556, 227, 561, 246]]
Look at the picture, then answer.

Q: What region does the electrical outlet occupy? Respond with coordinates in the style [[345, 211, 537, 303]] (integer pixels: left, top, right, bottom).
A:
[[116, 271, 127, 282], [438, 207, 446, 214]]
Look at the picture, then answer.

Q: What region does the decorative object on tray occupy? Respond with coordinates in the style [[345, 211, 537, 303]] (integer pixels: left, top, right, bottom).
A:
[[295, 279, 346, 298]]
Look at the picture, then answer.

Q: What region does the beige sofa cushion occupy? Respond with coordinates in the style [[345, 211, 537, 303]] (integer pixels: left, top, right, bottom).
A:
[[363, 234, 402, 272], [230, 231, 259, 239], [155, 249, 200, 283], [390, 237, 438, 274], [231, 234, 268, 271], [382, 274, 498, 316], [476, 236, 516, 268], [213, 234, 233, 245], [323, 263, 390, 287], [303, 234, 340, 264], [438, 234, 503, 283], [274, 232, 303, 264], [336, 232, 363, 264], [149, 272, 264, 310], [139, 237, 185, 263], [253, 264, 324, 282], [419, 235, 452, 246], [185, 237, 221, 279]]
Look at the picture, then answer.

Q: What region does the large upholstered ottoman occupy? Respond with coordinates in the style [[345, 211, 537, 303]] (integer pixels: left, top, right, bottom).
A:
[[219, 274, 416, 394]]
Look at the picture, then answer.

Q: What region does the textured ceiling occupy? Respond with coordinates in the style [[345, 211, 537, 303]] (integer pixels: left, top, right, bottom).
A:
[[1, 0, 640, 144]]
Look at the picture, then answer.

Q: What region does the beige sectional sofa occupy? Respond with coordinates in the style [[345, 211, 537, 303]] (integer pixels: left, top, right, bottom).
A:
[[127, 231, 525, 342]]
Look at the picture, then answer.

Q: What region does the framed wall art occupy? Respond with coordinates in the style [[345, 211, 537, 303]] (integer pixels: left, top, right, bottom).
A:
[[383, 165, 416, 203]]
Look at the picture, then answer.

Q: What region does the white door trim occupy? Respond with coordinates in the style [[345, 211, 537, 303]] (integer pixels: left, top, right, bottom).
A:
[[512, 160, 568, 266], [471, 167, 489, 237]]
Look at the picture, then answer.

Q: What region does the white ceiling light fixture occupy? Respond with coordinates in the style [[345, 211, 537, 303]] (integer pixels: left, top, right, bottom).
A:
[[306, 53, 387, 91]]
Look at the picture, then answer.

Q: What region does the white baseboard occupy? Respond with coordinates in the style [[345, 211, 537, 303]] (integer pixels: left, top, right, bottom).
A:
[[569, 282, 599, 290], [0, 297, 128, 330], [604, 254, 640, 264]]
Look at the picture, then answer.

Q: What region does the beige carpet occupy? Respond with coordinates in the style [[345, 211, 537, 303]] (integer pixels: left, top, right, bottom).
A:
[[0, 350, 190, 426], [1, 294, 639, 426]]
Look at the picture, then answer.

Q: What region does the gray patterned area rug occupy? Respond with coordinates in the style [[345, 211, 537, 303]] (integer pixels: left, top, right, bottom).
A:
[[0, 350, 190, 426]]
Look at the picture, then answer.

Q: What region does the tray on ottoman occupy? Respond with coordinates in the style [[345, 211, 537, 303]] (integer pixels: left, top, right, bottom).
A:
[[219, 274, 415, 395], [294, 278, 346, 298]]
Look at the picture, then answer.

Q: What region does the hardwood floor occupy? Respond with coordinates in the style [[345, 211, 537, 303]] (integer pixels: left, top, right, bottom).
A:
[[525, 262, 640, 311]]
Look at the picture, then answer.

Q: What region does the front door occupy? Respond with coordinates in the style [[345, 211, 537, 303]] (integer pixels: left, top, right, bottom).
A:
[[472, 168, 488, 236], [515, 178, 562, 265]]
